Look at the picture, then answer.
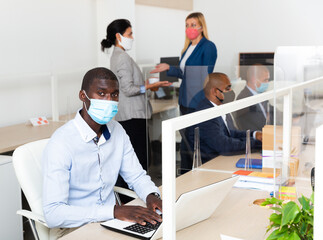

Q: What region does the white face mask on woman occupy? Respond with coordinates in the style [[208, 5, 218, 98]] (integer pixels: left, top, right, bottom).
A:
[[118, 33, 134, 51]]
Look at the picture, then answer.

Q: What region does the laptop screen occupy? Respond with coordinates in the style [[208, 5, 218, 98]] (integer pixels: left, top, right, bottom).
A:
[[100, 176, 238, 240]]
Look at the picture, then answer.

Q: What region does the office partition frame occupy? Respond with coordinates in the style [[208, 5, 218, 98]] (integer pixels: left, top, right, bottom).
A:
[[161, 47, 323, 239]]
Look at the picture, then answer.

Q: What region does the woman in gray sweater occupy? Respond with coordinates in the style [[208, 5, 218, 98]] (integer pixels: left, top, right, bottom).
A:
[[101, 19, 171, 174]]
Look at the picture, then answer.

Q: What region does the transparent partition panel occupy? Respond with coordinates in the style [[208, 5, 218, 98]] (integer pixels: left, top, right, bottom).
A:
[[160, 50, 322, 239], [161, 64, 280, 239], [0, 73, 52, 127], [274, 46, 323, 202], [56, 70, 84, 122], [144, 66, 180, 186]]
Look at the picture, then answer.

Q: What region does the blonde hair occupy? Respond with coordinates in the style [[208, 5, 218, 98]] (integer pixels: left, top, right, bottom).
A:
[[181, 12, 209, 55]]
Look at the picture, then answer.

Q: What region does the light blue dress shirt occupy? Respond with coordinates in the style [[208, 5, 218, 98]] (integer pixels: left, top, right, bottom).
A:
[[42, 111, 160, 228]]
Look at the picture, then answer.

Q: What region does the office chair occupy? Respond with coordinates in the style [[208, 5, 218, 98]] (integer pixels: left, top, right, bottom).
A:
[[12, 138, 138, 240]]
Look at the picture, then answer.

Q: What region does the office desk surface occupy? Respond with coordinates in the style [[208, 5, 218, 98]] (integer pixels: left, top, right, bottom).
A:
[[0, 121, 65, 153], [60, 189, 269, 240], [60, 154, 271, 240], [0, 99, 178, 154], [60, 146, 313, 240], [150, 98, 178, 114]]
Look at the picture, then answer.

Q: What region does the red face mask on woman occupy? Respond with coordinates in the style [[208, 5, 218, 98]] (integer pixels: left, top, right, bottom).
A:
[[185, 27, 201, 40]]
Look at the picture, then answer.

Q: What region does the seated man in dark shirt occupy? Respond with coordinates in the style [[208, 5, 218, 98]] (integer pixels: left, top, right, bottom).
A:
[[234, 64, 271, 131], [185, 72, 262, 169]]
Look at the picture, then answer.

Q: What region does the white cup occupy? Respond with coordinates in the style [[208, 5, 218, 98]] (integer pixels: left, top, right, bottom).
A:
[[149, 77, 159, 84]]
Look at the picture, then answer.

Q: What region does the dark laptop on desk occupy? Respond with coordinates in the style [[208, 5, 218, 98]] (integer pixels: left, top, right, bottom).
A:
[[101, 176, 238, 240]]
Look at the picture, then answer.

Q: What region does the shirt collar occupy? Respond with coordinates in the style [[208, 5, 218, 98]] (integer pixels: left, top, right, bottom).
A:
[[209, 100, 227, 122], [73, 109, 111, 143], [209, 100, 218, 107], [246, 85, 258, 95]]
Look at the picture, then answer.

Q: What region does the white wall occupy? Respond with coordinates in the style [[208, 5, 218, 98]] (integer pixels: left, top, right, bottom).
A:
[[0, 0, 98, 127], [2, 0, 323, 127], [97, 0, 136, 68], [0, 0, 97, 76], [194, 0, 323, 79], [135, 4, 190, 65]]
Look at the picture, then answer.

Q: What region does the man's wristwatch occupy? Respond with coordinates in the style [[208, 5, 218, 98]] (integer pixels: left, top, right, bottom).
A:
[[150, 192, 161, 199]]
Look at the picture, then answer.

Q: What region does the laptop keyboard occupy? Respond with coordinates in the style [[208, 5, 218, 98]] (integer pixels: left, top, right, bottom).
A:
[[124, 220, 162, 234]]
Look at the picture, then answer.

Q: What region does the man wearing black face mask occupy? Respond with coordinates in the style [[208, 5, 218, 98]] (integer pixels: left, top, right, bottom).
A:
[[184, 73, 262, 167]]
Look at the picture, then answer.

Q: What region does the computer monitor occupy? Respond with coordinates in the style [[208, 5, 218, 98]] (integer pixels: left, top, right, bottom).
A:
[[160, 57, 180, 83]]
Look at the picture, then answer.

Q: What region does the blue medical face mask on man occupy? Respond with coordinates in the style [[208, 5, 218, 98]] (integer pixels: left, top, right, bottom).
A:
[[255, 81, 269, 93], [83, 91, 118, 125]]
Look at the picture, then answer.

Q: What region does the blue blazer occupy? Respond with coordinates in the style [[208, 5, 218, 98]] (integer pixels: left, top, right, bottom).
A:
[[167, 37, 217, 108], [188, 98, 262, 164]]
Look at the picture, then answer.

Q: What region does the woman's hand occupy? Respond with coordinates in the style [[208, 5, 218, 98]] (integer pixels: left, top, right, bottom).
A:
[[150, 63, 170, 74], [145, 80, 172, 91], [114, 205, 162, 226]]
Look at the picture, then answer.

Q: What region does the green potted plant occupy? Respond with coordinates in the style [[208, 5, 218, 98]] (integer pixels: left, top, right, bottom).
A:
[[261, 192, 314, 240]]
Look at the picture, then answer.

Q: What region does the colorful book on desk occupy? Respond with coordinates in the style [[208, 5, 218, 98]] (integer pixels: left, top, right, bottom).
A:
[[235, 158, 262, 169], [233, 170, 280, 184], [233, 170, 280, 192]]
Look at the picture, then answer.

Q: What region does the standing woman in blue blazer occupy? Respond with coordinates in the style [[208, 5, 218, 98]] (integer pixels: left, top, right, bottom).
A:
[[151, 12, 217, 115]]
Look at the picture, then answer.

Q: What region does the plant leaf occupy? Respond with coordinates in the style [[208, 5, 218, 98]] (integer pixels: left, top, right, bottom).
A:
[[293, 212, 301, 223], [310, 191, 314, 205], [286, 232, 301, 240], [270, 207, 282, 212], [269, 213, 282, 225], [262, 197, 284, 206], [304, 215, 314, 226], [281, 201, 300, 227], [298, 195, 310, 211], [267, 228, 288, 240], [300, 222, 308, 236], [261, 198, 273, 206]]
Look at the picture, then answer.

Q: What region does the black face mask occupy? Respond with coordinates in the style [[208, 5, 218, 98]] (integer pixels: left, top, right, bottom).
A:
[[216, 88, 235, 104]]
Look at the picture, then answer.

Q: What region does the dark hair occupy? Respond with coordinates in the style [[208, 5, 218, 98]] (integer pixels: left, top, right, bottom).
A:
[[81, 67, 118, 93], [101, 19, 132, 51]]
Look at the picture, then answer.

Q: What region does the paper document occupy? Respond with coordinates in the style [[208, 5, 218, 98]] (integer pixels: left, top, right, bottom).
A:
[[234, 180, 278, 192], [220, 234, 244, 240]]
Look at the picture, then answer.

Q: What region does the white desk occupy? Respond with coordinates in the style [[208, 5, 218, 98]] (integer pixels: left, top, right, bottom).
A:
[[60, 143, 314, 240], [150, 98, 178, 114], [0, 99, 178, 154], [0, 121, 65, 154], [60, 153, 272, 240]]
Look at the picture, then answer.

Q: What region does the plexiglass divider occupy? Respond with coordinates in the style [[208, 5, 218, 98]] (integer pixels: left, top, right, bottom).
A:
[[161, 48, 323, 239], [144, 65, 180, 181]]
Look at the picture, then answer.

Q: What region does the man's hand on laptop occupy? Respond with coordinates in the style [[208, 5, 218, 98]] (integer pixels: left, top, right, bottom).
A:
[[114, 205, 162, 226], [146, 192, 162, 214]]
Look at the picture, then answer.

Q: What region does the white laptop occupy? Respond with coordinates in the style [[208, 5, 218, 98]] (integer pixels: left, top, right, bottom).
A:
[[101, 176, 238, 240]]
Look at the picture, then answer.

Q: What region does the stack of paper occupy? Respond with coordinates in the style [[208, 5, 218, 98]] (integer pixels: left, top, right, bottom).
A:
[[233, 170, 280, 192], [278, 186, 297, 200]]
